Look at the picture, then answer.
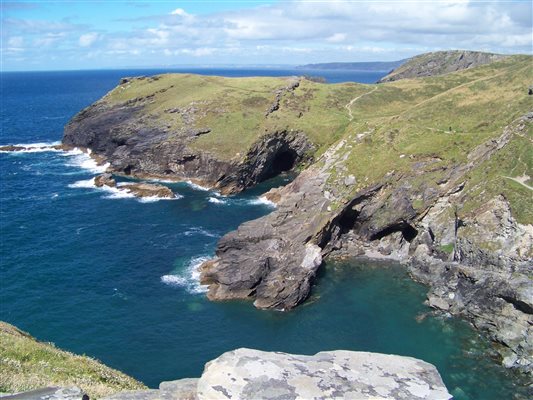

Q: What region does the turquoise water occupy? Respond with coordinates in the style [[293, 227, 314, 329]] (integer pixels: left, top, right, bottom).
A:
[[0, 70, 529, 399]]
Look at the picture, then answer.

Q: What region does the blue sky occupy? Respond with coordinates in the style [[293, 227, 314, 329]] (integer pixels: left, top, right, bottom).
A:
[[2, 0, 532, 71]]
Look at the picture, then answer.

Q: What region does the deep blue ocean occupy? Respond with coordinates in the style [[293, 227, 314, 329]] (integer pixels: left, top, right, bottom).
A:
[[0, 69, 529, 399]]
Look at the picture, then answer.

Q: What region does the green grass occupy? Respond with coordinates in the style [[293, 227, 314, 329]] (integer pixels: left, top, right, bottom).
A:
[[0, 321, 146, 398], [102, 55, 532, 223], [439, 244, 455, 254]]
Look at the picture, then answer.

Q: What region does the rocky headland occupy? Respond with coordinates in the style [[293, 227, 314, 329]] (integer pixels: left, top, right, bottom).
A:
[[61, 51, 533, 374]]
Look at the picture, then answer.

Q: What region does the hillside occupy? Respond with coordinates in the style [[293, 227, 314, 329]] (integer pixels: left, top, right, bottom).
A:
[[378, 50, 506, 82], [0, 321, 145, 398], [62, 52, 533, 373]]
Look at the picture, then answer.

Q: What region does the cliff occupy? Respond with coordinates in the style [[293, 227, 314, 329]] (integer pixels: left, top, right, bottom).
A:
[[0, 321, 145, 398], [62, 52, 533, 373]]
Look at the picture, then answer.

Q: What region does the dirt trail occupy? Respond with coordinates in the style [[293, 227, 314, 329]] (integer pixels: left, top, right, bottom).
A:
[[344, 86, 378, 121]]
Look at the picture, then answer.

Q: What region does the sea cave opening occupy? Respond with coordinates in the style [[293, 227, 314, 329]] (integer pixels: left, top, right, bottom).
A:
[[370, 222, 418, 242], [262, 149, 299, 181]]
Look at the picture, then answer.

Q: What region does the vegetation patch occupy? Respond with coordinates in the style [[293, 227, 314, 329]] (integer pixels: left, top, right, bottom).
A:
[[0, 321, 145, 398]]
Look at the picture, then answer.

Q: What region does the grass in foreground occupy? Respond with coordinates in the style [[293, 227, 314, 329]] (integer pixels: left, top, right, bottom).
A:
[[0, 321, 146, 398]]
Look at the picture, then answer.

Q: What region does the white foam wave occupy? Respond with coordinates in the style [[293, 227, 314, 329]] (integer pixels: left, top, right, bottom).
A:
[[137, 193, 183, 203], [68, 178, 96, 188], [247, 196, 276, 207], [68, 178, 135, 199], [183, 227, 218, 238], [0, 141, 62, 153], [161, 256, 211, 294], [186, 180, 210, 191], [64, 152, 109, 174], [60, 148, 84, 156], [102, 186, 137, 200], [68, 177, 182, 203], [208, 196, 226, 204], [148, 177, 180, 183]]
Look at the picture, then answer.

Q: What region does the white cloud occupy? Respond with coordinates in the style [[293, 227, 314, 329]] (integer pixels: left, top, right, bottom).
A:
[[327, 33, 346, 43], [33, 32, 66, 47], [7, 36, 24, 47], [170, 8, 189, 17], [79, 32, 99, 47], [3, 0, 531, 70]]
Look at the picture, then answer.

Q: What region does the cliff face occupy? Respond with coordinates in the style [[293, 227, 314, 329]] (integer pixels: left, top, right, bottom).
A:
[[63, 53, 533, 372], [378, 50, 506, 82], [63, 75, 321, 194]]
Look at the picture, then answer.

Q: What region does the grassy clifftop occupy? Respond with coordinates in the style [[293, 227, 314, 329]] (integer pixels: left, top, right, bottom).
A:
[[99, 55, 532, 223], [326, 55, 532, 224], [0, 321, 145, 398]]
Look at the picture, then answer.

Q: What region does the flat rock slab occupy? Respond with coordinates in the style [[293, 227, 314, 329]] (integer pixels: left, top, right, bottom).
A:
[[197, 348, 452, 400], [119, 183, 174, 199]]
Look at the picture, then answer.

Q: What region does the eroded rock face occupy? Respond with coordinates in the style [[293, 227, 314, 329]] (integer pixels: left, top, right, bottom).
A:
[[201, 114, 533, 373], [63, 81, 312, 195], [215, 130, 314, 195], [196, 348, 452, 400], [200, 167, 331, 310]]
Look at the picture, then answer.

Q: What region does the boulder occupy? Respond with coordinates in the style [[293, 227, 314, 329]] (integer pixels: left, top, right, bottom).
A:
[[101, 349, 451, 400], [197, 348, 452, 400], [94, 173, 116, 188]]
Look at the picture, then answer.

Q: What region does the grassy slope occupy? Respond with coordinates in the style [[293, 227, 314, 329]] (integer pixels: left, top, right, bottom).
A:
[[0, 322, 146, 398], [103, 56, 532, 223], [327, 56, 532, 224]]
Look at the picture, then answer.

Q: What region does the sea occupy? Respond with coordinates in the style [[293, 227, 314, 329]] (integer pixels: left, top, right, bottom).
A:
[[0, 68, 529, 399]]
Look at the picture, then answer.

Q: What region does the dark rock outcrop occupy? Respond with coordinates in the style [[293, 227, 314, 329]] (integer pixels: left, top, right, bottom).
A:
[[201, 167, 328, 309], [215, 130, 314, 194], [378, 50, 505, 82], [265, 77, 300, 117], [94, 173, 116, 188], [62, 78, 312, 195]]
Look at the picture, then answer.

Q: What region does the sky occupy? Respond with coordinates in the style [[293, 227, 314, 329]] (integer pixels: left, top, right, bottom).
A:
[[1, 0, 532, 71]]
